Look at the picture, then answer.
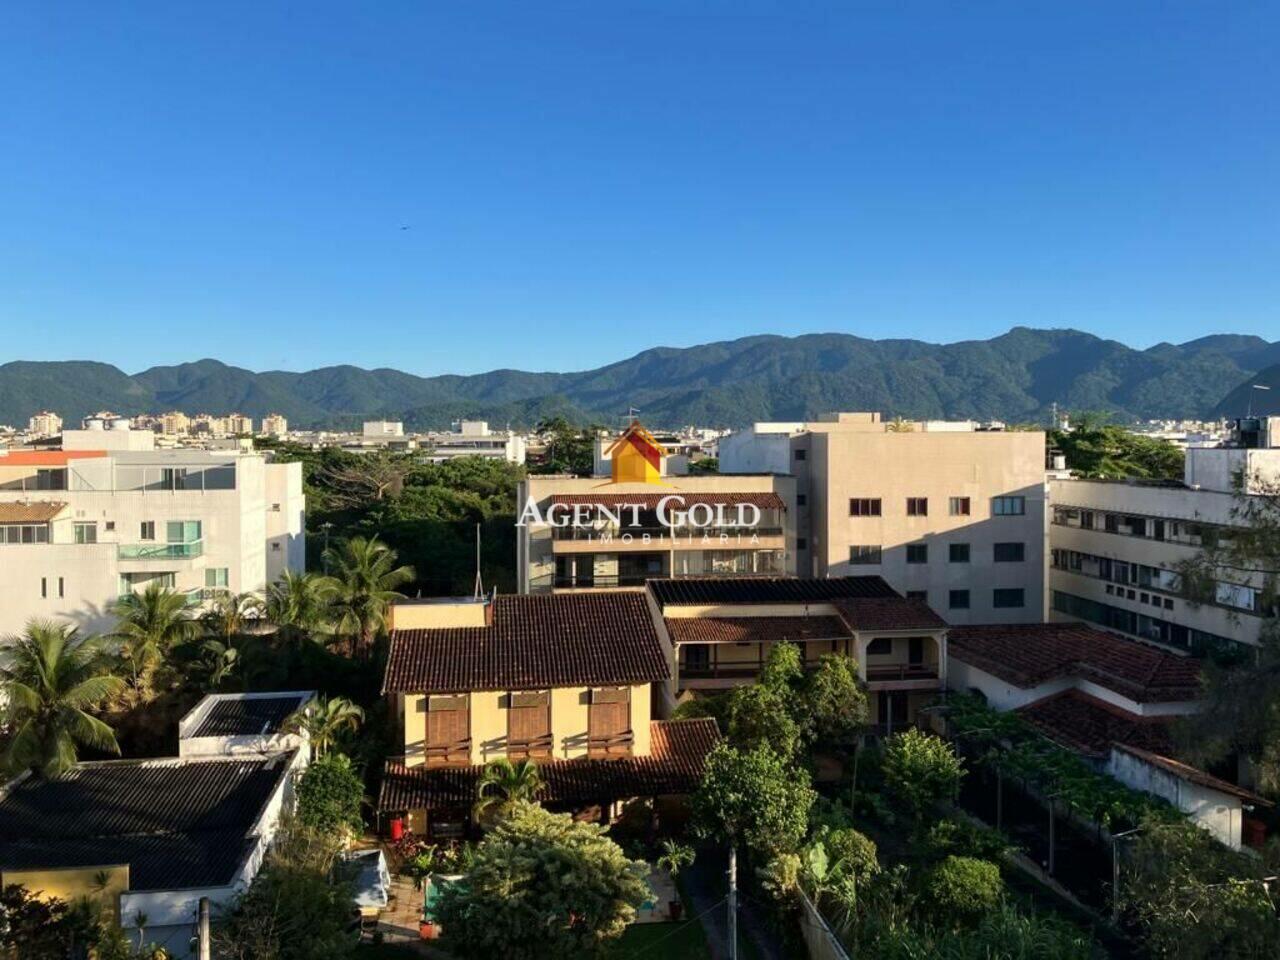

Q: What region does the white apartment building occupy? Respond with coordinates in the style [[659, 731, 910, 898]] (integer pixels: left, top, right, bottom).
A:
[[720, 413, 1049, 624], [421, 420, 527, 465], [261, 414, 289, 437], [1049, 417, 1280, 653], [0, 427, 304, 637], [26, 411, 62, 438]]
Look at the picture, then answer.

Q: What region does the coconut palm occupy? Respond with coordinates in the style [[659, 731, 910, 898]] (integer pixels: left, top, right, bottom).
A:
[[111, 583, 197, 701], [473, 758, 543, 822], [0, 621, 125, 777], [320, 537, 414, 656], [196, 639, 239, 691], [285, 695, 365, 757], [200, 591, 264, 646], [265, 570, 335, 646]]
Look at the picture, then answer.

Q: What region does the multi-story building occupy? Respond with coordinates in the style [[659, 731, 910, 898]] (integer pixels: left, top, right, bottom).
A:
[[378, 592, 718, 838], [421, 420, 527, 465], [26, 411, 62, 438], [720, 413, 1049, 624], [1048, 417, 1280, 653], [646, 575, 948, 732], [261, 413, 289, 437], [516, 421, 798, 593], [227, 413, 254, 436], [159, 411, 191, 436], [0, 427, 304, 636]]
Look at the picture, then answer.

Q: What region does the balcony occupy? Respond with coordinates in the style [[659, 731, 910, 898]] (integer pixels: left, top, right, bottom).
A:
[[424, 737, 472, 767], [864, 663, 942, 691], [118, 541, 204, 560], [587, 730, 634, 760], [506, 733, 554, 761]]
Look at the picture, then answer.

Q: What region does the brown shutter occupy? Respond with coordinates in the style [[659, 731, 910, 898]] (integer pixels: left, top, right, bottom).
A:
[[588, 687, 632, 758], [426, 694, 470, 765], [507, 690, 552, 759]]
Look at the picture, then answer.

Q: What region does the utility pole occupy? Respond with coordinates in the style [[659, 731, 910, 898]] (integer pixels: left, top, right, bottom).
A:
[[727, 844, 738, 960], [198, 896, 211, 960]]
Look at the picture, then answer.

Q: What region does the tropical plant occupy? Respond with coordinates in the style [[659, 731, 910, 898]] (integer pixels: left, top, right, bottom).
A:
[[265, 570, 335, 647], [295, 753, 365, 836], [725, 683, 802, 759], [194, 639, 239, 691], [110, 583, 196, 701], [320, 536, 414, 656], [801, 653, 868, 749], [473, 757, 543, 823], [200, 590, 264, 645], [655, 838, 695, 878], [882, 728, 965, 825], [0, 621, 125, 777], [285, 695, 364, 758], [692, 742, 816, 857], [921, 856, 1004, 925], [431, 802, 650, 959]]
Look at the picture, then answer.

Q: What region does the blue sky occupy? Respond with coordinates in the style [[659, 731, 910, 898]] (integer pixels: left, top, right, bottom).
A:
[[1, 2, 1276, 376]]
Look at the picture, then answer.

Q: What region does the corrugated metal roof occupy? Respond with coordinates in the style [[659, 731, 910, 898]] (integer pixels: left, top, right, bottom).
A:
[[189, 695, 308, 738]]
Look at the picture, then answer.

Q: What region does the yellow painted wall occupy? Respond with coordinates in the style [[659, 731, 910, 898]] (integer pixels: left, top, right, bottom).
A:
[[403, 683, 655, 767], [3, 864, 129, 918], [861, 635, 942, 668], [664, 602, 841, 619], [391, 600, 488, 630]]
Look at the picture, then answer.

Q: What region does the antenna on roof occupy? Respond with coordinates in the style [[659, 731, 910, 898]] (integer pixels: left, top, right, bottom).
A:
[[472, 523, 485, 600]]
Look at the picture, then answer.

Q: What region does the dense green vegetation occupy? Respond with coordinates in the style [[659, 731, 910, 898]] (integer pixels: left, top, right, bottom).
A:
[[4, 328, 1279, 427], [1050, 413, 1185, 480]]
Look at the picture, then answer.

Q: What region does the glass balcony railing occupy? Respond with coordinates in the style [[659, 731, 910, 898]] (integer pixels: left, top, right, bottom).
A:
[[118, 541, 204, 560]]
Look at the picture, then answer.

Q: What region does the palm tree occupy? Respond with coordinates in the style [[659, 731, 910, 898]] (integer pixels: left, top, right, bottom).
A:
[[285, 695, 365, 757], [320, 537, 414, 656], [111, 583, 197, 701], [0, 621, 125, 777], [473, 758, 543, 823], [196, 639, 239, 691], [265, 570, 334, 646], [200, 591, 264, 646]]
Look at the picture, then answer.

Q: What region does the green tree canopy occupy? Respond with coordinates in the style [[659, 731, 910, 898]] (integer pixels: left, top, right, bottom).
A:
[[432, 801, 650, 959], [692, 742, 816, 857], [881, 729, 965, 823], [294, 752, 364, 836], [801, 653, 869, 749], [1050, 412, 1184, 480]]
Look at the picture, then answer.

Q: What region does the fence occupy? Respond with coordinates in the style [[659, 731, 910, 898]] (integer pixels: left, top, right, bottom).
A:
[[798, 890, 850, 960]]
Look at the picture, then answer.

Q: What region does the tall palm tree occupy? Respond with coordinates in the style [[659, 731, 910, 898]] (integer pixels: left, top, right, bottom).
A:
[[473, 758, 543, 822], [320, 537, 414, 656], [265, 570, 334, 646], [0, 621, 125, 777], [111, 583, 197, 701], [200, 591, 264, 646], [285, 695, 365, 757]]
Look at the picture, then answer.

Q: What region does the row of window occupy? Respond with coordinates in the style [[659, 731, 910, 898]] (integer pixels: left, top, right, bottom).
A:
[[1051, 590, 1234, 654], [850, 496, 1026, 518], [902, 587, 1027, 610], [1052, 548, 1265, 615], [1052, 506, 1225, 547], [851, 541, 1027, 564], [2, 520, 206, 545]]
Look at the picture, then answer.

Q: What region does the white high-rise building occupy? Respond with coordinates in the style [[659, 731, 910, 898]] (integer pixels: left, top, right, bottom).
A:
[[0, 427, 304, 637], [26, 411, 63, 438]]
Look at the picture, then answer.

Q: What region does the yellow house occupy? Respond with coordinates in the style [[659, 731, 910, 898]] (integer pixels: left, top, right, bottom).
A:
[[380, 592, 719, 837]]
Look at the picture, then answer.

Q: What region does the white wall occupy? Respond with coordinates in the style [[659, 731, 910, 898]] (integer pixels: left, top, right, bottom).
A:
[[718, 426, 802, 475], [1108, 748, 1246, 849]]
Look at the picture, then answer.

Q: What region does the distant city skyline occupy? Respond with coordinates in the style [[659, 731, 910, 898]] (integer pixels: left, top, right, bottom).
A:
[[2, 2, 1277, 375]]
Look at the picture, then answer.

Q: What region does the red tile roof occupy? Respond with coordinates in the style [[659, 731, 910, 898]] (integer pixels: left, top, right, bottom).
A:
[[378, 718, 720, 811], [948, 623, 1202, 703], [0, 451, 106, 465], [665, 615, 851, 645], [1017, 690, 1175, 758], [382, 593, 668, 694], [548, 492, 785, 510], [1111, 744, 1271, 806], [0, 501, 67, 523], [833, 597, 947, 632]]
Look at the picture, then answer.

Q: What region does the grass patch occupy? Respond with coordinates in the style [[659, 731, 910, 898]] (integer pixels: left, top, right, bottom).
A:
[[605, 919, 713, 959]]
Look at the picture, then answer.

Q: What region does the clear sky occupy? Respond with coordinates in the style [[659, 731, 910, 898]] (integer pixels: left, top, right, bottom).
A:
[[1, 2, 1276, 376]]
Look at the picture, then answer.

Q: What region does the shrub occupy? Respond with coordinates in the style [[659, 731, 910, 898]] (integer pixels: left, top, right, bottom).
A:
[[921, 817, 1011, 863], [882, 729, 964, 822], [823, 827, 880, 886], [922, 856, 1004, 924], [295, 753, 364, 836]]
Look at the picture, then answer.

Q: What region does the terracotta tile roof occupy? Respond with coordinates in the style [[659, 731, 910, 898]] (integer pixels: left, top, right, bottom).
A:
[[665, 615, 851, 645], [0, 450, 106, 465], [0, 501, 67, 523], [1111, 744, 1272, 806], [548, 492, 785, 510], [378, 718, 720, 811], [948, 622, 1202, 703], [833, 597, 947, 632], [1017, 690, 1175, 758], [649, 576, 898, 608], [383, 593, 668, 694]]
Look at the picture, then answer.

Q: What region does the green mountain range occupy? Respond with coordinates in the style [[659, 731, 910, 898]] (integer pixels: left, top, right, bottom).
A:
[[3, 328, 1277, 430]]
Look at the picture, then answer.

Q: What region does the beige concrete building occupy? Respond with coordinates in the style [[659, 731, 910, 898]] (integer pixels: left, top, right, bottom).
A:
[[721, 413, 1048, 624], [26, 411, 62, 438], [159, 411, 190, 436], [261, 414, 289, 437]]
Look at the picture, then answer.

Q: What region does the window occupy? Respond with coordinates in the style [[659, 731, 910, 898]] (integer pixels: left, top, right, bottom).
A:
[[425, 694, 471, 766], [906, 543, 928, 564], [166, 520, 202, 543], [162, 467, 188, 491], [949, 497, 971, 516], [104, 521, 115, 532], [796, 538, 807, 551], [866, 637, 892, 656], [588, 687, 633, 757], [909, 637, 925, 665], [849, 545, 882, 565], [1, 524, 49, 544], [140, 521, 155, 541], [849, 498, 882, 517], [992, 496, 1025, 516], [73, 522, 97, 544], [793, 449, 806, 462], [507, 690, 552, 759], [993, 588, 1026, 608], [949, 543, 970, 563], [271, 542, 281, 552], [205, 568, 229, 588], [58, 577, 64, 598], [796, 494, 807, 507], [906, 590, 927, 602], [994, 542, 1025, 562], [41, 577, 47, 598], [906, 497, 928, 516], [949, 589, 970, 609]]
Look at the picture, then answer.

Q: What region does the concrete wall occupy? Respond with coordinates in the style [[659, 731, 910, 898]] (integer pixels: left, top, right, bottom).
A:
[[1, 864, 129, 919], [1108, 748, 1246, 849]]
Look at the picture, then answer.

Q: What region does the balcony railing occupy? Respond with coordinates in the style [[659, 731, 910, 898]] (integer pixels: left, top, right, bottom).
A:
[[118, 541, 204, 560], [506, 734, 554, 760], [865, 664, 940, 683], [553, 525, 784, 541], [425, 737, 472, 766], [587, 730, 634, 759]]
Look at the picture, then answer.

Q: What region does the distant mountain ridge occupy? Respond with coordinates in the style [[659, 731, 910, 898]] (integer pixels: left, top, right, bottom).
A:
[[3, 327, 1277, 430]]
